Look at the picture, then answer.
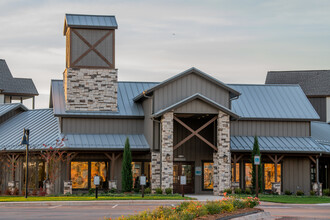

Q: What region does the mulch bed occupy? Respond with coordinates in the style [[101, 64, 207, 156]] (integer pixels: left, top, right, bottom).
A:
[[195, 208, 263, 220]]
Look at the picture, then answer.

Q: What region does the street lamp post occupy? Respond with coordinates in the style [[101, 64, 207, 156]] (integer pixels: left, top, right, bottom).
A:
[[20, 129, 29, 199]]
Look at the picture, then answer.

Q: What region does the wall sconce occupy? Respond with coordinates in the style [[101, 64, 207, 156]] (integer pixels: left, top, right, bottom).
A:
[[223, 155, 228, 163], [166, 153, 171, 162]]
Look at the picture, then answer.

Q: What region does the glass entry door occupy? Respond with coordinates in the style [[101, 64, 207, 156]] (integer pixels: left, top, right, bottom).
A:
[[173, 162, 195, 194]]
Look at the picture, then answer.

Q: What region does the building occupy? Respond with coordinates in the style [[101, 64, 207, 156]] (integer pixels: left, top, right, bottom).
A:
[[0, 14, 329, 196]]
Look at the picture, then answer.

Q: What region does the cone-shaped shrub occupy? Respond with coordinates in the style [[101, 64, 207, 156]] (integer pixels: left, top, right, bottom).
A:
[[121, 137, 133, 192]]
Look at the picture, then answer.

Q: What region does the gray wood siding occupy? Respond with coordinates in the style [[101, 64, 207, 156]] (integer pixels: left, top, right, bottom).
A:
[[175, 99, 218, 114], [154, 73, 230, 112], [62, 118, 144, 134], [142, 98, 153, 149], [230, 121, 310, 137], [308, 97, 326, 122], [283, 157, 311, 195]]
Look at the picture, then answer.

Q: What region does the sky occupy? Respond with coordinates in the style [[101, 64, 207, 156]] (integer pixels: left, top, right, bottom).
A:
[[1, 0, 330, 109]]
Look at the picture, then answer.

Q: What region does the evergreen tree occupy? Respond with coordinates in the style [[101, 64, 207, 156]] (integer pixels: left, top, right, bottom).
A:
[[251, 136, 263, 193], [121, 137, 133, 192]]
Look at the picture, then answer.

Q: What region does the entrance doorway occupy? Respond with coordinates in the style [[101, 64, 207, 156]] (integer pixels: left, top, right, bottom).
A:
[[173, 162, 195, 194]]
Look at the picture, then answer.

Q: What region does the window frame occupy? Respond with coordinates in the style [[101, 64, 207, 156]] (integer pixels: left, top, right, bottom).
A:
[[202, 160, 214, 191]]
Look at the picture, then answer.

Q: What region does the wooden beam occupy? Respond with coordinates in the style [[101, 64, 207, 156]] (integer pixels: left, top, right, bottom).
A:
[[104, 152, 122, 180], [309, 156, 316, 164], [267, 155, 276, 164]]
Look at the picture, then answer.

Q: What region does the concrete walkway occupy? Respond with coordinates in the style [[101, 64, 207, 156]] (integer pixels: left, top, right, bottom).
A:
[[186, 194, 224, 201]]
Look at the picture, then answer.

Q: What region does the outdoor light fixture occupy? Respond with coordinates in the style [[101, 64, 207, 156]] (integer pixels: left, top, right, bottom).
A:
[[223, 155, 228, 163], [20, 128, 30, 199], [166, 153, 171, 162]]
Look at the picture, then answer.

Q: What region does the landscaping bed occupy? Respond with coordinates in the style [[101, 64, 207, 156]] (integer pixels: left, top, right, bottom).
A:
[[196, 208, 262, 220], [231, 194, 330, 204]]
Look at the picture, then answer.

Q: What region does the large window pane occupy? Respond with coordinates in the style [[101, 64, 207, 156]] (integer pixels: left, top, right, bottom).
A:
[[231, 163, 240, 182], [245, 163, 252, 188], [132, 162, 141, 188], [91, 162, 107, 189], [71, 162, 88, 189], [264, 163, 281, 190], [23, 162, 37, 189], [203, 162, 213, 190]]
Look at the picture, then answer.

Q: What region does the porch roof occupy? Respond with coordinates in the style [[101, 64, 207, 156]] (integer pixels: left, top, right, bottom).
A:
[[152, 93, 239, 118], [230, 136, 325, 153], [0, 103, 27, 117], [62, 133, 150, 151]]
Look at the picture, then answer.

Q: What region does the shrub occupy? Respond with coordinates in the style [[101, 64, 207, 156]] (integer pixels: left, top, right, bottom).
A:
[[310, 191, 316, 196], [133, 187, 140, 193], [165, 188, 172, 195], [234, 188, 242, 194], [12, 188, 19, 196], [31, 189, 38, 196], [144, 187, 151, 194], [155, 187, 162, 194], [121, 138, 133, 192], [296, 190, 304, 196], [109, 187, 117, 193], [205, 201, 222, 214], [88, 188, 95, 195], [4, 188, 11, 195], [245, 188, 252, 194], [284, 190, 292, 195], [323, 188, 330, 196], [224, 188, 232, 194]]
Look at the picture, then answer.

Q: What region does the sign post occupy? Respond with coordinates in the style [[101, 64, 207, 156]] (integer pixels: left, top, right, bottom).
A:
[[254, 156, 260, 198], [94, 175, 100, 199], [140, 175, 146, 198], [180, 176, 186, 197]]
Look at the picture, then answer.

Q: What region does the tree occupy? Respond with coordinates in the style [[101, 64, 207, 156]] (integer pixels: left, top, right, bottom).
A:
[[251, 136, 263, 193], [121, 137, 133, 192]]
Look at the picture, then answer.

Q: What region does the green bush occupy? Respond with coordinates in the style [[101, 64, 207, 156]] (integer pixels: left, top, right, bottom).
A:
[[122, 138, 133, 192], [296, 190, 304, 196], [234, 188, 242, 194], [88, 188, 95, 195], [224, 188, 232, 194], [109, 187, 117, 193], [165, 188, 172, 195], [284, 190, 292, 195], [133, 188, 140, 193], [204, 201, 222, 214], [323, 188, 330, 196], [144, 187, 151, 194], [245, 188, 252, 194], [155, 187, 162, 194], [310, 191, 316, 196]]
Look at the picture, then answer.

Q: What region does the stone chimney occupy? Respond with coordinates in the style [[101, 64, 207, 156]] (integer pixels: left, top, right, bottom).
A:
[[63, 14, 118, 111]]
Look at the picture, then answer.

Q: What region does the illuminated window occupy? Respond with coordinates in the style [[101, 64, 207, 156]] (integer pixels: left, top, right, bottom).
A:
[[71, 162, 88, 189], [231, 163, 240, 182], [264, 163, 281, 190], [91, 162, 107, 189], [203, 162, 213, 190], [245, 163, 252, 188], [132, 162, 151, 188], [23, 161, 46, 189]]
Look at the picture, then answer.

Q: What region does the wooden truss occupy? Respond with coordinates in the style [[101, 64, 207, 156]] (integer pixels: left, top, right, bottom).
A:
[[173, 115, 217, 151], [105, 153, 122, 180], [267, 154, 285, 183], [231, 154, 243, 182]]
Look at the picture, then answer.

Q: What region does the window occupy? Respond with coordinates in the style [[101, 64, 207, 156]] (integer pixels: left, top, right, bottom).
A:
[[311, 163, 316, 183], [264, 163, 281, 190], [231, 163, 240, 182], [71, 162, 88, 189], [23, 161, 46, 189], [203, 162, 213, 190], [245, 163, 252, 188], [132, 161, 151, 188], [91, 162, 108, 189]]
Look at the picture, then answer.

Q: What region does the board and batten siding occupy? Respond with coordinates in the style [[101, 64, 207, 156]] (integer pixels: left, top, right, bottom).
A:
[[308, 97, 326, 122], [230, 121, 310, 137], [142, 98, 153, 149], [174, 99, 219, 114], [62, 118, 144, 134], [326, 97, 330, 123], [153, 73, 230, 113], [282, 157, 311, 195]]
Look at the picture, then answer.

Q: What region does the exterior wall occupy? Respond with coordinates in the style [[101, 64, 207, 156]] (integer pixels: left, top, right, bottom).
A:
[[308, 97, 327, 122], [231, 121, 310, 137], [151, 152, 161, 192], [62, 118, 144, 134], [213, 110, 231, 195], [161, 112, 174, 191], [142, 98, 153, 149], [282, 157, 311, 195], [327, 97, 330, 123], [153, 73, 230, 112], [174, 99, 218, 114], [64, 68, 118, 111], [4, 96, 11, 103], [0, 94, 4, 104], [0, 109, 24, 125]]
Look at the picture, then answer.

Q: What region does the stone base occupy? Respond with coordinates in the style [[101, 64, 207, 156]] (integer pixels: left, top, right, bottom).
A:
[[151, 152, 161, 193], [109, 180, 117, 189], [45, 181, 54, 195], [271, 182, 281, 195], [7, 181, 19, 194], [312, 182, 323, 196], [63, 181, 72, 195]]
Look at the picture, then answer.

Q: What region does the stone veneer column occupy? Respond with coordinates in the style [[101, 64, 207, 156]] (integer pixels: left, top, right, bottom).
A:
[[213, 110, 231, 195], [151, 152, 161, 193], [161, 112, 174, 192], [64, 68, 118, 111]]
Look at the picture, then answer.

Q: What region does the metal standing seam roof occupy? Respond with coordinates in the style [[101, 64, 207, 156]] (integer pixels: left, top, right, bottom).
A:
[[63, 134, 149, 150], [311, 121, 330, 146], [0, 103, 27, 117], [231, 136, 325, 153], [229, 84, 320, 120], [51, 80, 158, 117], [0, 109, 61, 151], [64, 14, 118, 35], [0, 59, 38, 96], [152, 93, 239, 118]]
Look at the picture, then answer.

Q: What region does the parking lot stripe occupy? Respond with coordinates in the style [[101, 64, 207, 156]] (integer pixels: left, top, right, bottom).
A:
[[112, 204, 118, 209]]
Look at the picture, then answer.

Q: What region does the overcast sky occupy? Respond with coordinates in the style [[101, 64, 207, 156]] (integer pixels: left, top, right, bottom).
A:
[[1, 0, 330, 108]]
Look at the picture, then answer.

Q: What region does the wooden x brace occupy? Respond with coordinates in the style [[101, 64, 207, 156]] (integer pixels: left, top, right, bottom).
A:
[[173, 116, 218, 151]]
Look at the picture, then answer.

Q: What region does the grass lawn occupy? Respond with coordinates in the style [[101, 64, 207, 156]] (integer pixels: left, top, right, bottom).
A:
[[0, 194, 194, 202], [233, 194, 330, 204]]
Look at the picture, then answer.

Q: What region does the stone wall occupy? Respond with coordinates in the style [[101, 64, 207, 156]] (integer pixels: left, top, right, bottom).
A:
[[151, 152, 161, 192], [161, 112, 174, 191], [213, 110, 231, 195], [64, 68, 118, 111]]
